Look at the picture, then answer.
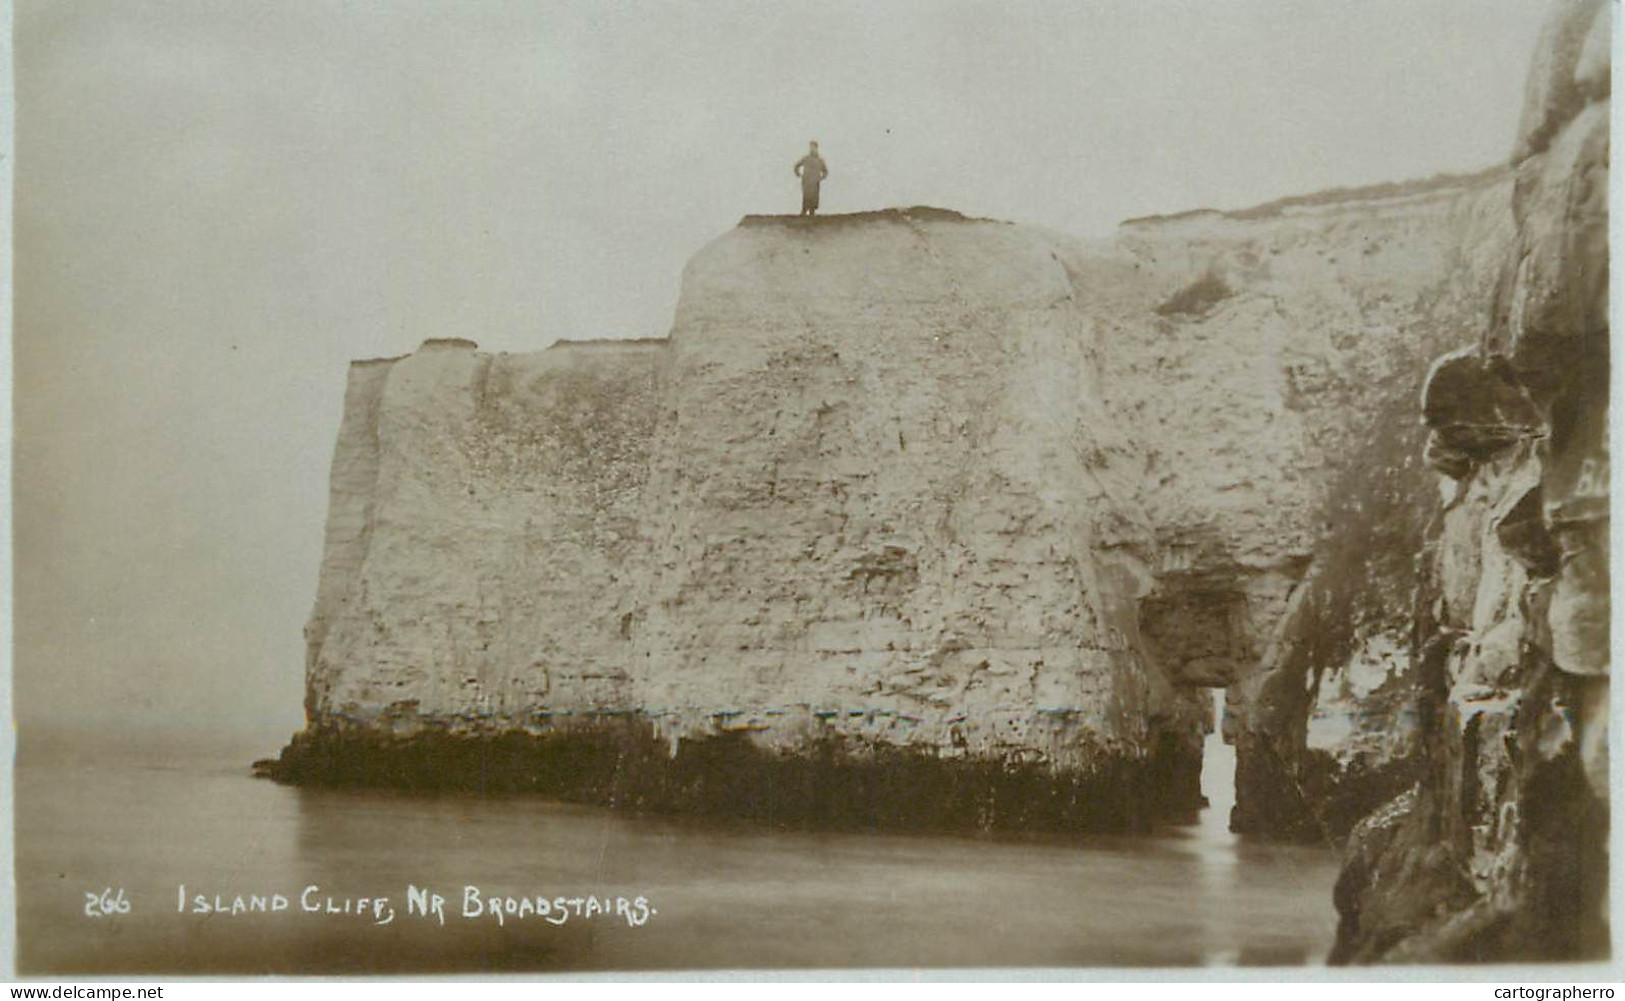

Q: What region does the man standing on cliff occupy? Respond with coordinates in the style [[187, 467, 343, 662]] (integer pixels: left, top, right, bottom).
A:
[[793, 141, 829, 217]]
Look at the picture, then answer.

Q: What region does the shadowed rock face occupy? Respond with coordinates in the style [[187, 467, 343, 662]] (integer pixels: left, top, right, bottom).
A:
[[1324, 0, 1610, 964], [1422, 351, 1546, 476], [1106, 163, 1518, 843]]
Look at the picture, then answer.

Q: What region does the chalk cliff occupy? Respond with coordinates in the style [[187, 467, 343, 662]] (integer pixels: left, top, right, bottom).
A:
[[269, 165, 1530, 842], [630, 211, 1186, 765], [303, 337, 664, 724], [259, 0, 1607, 961], [274, 210, 1213, 831], [1102, 170, 1519, 845], [269, 80, 1604, 878], [1327, 0, 1610, 962]]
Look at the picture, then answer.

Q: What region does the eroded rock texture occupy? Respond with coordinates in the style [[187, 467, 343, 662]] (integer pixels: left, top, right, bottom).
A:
[[1108, 171, 1517, 840], [304, 337, 665, 723], [270, 139, 1547, 842], [269, 43, 1587, 864], [1325, 0, 1610, 963], [629, 212, 1193, 773], [274, 210, 1211, 832]]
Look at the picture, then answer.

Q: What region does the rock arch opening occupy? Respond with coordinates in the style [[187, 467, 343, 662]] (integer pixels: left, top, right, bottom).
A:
[[1199, 688, 1237, 832]]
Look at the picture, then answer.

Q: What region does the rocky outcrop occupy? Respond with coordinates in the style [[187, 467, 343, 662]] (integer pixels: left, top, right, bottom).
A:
[[268, 151, 1551, 855], [1321, 0, 1609, 963], [1105, 168, 1517, 840], [269, 209, 1211, 832], [303, 337, 665, 724], [627, 211, 1193, 770]]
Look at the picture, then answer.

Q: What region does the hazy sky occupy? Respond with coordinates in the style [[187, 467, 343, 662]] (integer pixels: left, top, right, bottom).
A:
[[13, 0, 1555, 743]]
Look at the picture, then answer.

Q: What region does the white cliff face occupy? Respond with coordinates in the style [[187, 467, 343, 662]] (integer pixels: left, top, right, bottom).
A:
[[627, 211, 1181, 762], [1104, 172, 1516, 699], [305, 338, 664, 726], [1113, 176, 1513, 569], [304, 211, 1200, 771], [275, 0, 1603, 923], [293, 169, 1528, 826]]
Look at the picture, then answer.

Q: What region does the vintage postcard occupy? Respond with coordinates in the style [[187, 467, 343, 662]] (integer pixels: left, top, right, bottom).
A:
[[6, 0, 1615, 981]]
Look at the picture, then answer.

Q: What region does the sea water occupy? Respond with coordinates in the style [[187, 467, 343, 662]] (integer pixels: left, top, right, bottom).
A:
[[13, 715, 1341, 974]]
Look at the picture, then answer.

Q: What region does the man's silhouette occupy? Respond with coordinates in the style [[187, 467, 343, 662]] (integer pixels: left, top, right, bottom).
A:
[[793, 141, 829, 217]]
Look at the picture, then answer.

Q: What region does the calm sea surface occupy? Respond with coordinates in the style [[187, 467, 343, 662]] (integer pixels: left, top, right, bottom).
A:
[[14, 723, 1342, 974]]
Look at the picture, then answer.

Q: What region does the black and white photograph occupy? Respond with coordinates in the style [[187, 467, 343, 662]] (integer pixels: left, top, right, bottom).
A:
[[6, 0, 1616, 980]]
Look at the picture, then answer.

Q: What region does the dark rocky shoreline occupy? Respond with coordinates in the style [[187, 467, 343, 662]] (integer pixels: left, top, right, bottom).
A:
[[256, 721, 1203, 836]]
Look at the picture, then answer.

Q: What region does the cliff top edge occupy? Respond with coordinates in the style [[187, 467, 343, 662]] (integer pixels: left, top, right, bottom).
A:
[[350, 336, 670, 367], [547, 337, 670, 350], [738, 206, 1008, 228], [1120, 164, 1511, 228]]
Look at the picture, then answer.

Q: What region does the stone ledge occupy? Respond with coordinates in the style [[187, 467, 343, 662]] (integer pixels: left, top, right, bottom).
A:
[[255, 719, 1202, 835], [738, 206, 1004, 228]]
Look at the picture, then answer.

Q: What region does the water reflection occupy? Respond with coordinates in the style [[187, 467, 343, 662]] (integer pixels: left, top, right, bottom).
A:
[[16, 726, 1340, 974], [1190, 688, 1242, 963]]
